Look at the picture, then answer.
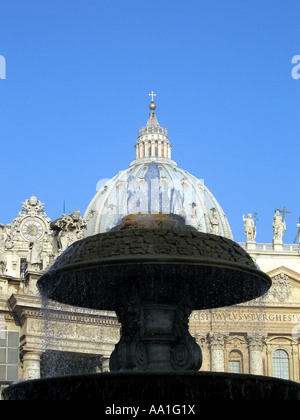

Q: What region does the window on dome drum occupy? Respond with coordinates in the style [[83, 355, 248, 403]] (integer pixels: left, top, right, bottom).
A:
[[0, 331, 19, 382], [273, 349, 290, 380], [228, 350, 243, 374]]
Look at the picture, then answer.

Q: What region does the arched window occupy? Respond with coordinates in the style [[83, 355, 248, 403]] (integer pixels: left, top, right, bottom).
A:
[[228, 350, 243, 374], [155, 141, 158, 157], [273, 349, 290, 380]]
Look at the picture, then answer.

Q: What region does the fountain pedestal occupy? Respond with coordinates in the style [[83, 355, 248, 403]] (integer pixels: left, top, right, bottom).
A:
[[111, 299, 201, 372]]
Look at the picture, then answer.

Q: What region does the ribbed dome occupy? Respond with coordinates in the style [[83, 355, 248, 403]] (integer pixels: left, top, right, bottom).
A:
[[84, 97, 233, 239]]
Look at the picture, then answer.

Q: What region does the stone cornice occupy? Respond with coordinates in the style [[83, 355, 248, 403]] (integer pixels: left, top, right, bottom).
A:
[[8, 293, 119, 326]]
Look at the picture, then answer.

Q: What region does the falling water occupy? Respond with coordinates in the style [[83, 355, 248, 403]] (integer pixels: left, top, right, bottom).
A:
[[40, 296, 119, 379], [189, 285, 269, 374]]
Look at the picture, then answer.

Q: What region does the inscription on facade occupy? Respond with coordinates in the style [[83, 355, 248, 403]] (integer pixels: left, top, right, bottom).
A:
[[192, 311, 300, 323]]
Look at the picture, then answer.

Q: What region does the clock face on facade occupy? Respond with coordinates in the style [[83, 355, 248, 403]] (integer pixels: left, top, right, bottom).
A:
[[21, 219, 44, 241]]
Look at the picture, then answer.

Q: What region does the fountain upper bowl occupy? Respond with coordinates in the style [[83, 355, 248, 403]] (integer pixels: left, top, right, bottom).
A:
[[37, 214, 271, 310]]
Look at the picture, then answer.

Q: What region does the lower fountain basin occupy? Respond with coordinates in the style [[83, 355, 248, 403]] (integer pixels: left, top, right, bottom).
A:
[[3, 372, 300, 401]]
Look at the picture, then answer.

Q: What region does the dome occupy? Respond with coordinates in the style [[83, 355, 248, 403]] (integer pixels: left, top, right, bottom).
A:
[[84, 97, 233, 240]]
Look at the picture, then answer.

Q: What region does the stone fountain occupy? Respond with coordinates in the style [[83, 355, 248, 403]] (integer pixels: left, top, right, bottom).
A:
[[3, 214, 300, 401]]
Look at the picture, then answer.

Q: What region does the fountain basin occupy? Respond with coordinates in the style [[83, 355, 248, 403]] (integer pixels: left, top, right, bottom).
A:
[[36, 214, 273, 373], [5, 214, 293, 399], [3, 372, 300, 401], [38, 214, 271, 311]]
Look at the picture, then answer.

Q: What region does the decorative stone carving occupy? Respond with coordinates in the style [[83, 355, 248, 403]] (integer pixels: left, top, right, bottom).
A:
[[226, 335, 246, 349], [247, 333, 265, 351], [4, 197, 51, 244], [51, 210, 87, 255], [27, 239, 43, 271], [209, 207, 220, 235], [18, 196, 49, 219], [0, 197, 54, 278], [270, 273, 292, 302], [188, 202, 200, 230], [109, 292, 202, 372], [208, 332, 227, 350], [243, 214, 256, 242], [273, 210, 286, 244], [0, 224, 14, 250], [0, 233, 7, 275]]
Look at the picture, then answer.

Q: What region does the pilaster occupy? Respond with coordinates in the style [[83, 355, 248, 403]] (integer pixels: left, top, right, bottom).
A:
[[22, 351, 42, 380], [247, 333, 266, 375], [208, 332, 227, 372]]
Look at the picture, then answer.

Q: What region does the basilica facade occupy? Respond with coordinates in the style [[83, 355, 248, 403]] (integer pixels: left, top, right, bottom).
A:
[[0, 99, 299, 397]]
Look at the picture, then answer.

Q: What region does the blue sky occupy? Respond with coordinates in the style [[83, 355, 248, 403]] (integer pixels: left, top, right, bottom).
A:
[[0, 0, 299, 243]]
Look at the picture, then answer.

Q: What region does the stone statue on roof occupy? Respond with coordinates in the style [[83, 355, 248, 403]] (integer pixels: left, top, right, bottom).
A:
[[273, 210, 286, 244], [0, 233, 7, 275], [51, 209, 87, 255], [243, 214, 256, 242], [209, 208, 220, 235]]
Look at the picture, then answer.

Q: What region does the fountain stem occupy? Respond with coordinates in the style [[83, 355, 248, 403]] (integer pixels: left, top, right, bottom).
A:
[[110, 294, 202, 372]]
